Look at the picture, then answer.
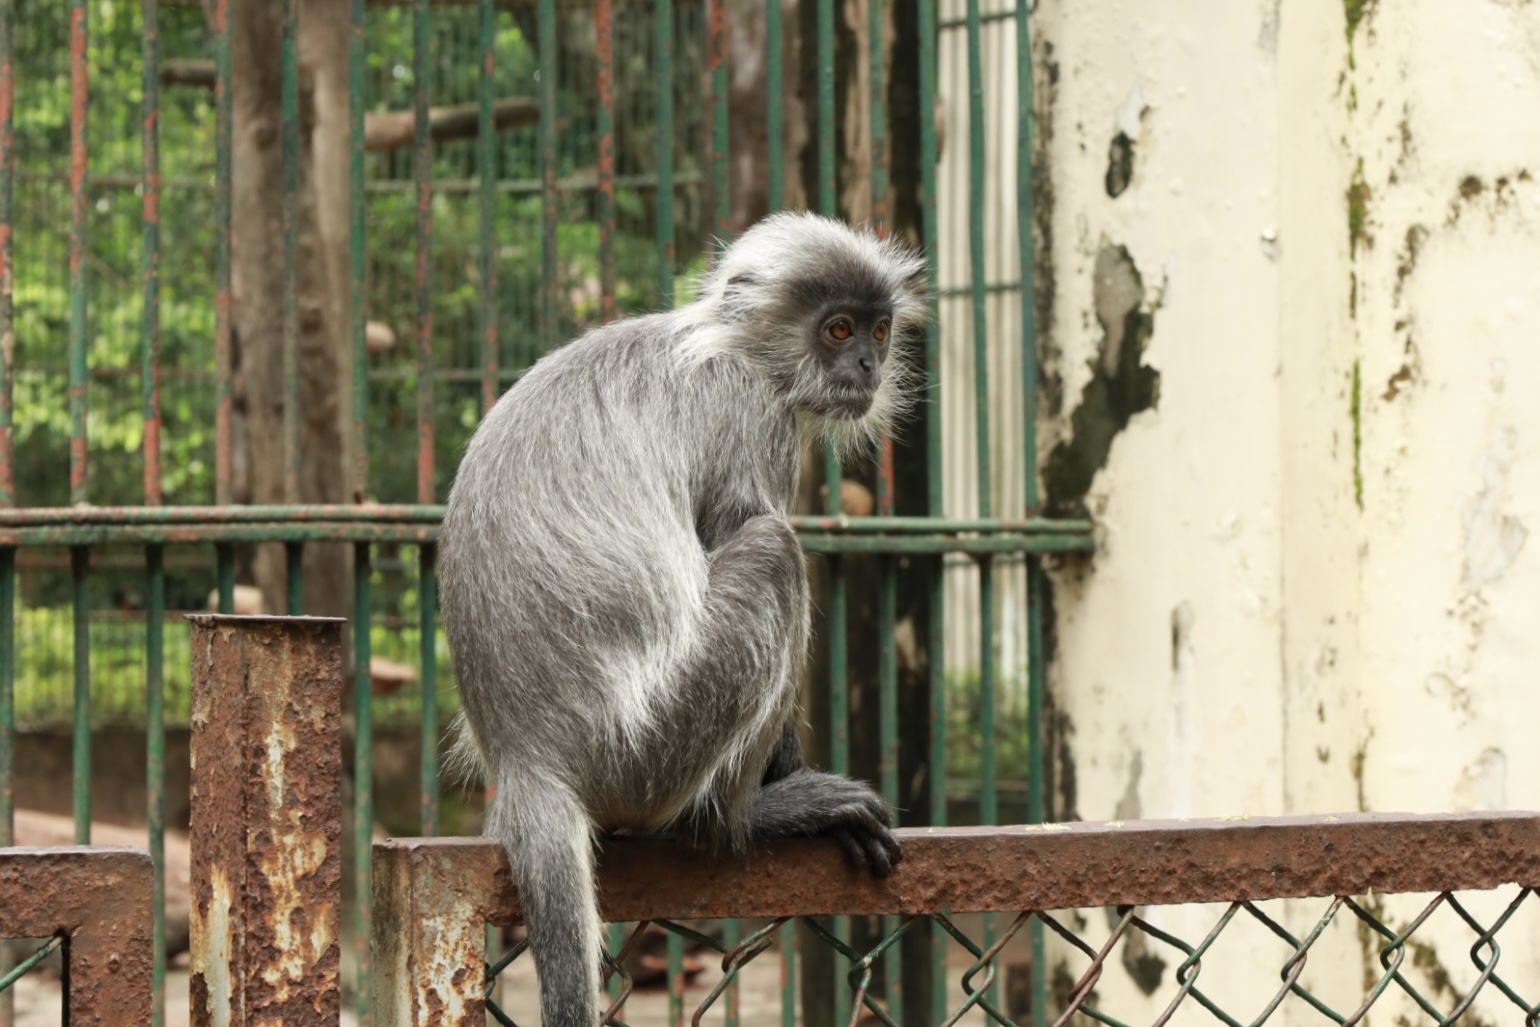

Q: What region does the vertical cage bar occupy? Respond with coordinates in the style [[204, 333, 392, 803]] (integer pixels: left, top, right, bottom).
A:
[[722, 916, 741, 1027], [215, 544, 234, 614], [68, 0, 89, 504], [354, 541, 374, 1026], [765, 0, 783, 213], [281, 0, 301, 504], [918, 0, 947, 1015], [285, 543, 304, 615], [145, 545, 166, 1027], [816, 0, 835, 214], [478, 0, 499, 409], [414, 0, 435, 505], [71, 545, 90, 842], [1017, 3, 1046, 1021], [780, 920, 797, 1027], [538, 0, 558, 348], [964, 0, 999, 1005], [706, 0, 728, 252], [349, 0, 369, 495], [605, 921, 625, 1011], [596, 0, 617, 321], [419, 543, 439, 836], [142, 5, 165, 1016], [655, 0, 675, 306], [0, 547, 10, 847], [142, 0, 163, 506], [868, 0, 888, 235], [0, 0, 12, 511], [213, 0, 233, 505], [668, 930, 685, 1027]]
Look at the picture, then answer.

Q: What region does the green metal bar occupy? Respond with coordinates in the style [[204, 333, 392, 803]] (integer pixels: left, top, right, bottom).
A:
[[538, 0, 558, 349], [878, 558, 900, 1013], [68, 0, 89, 505], [479, 0, 499, 410], [596, 0, 616, 321], [350, 0, 368, 498], [0, 548, 13, 849], [817, 0, 835, 215], [213, 0, 233, 505], [917, 0, 947, 1016], [142, 0, 163, 508], [415, 0, 435, 505], [1027, 557, 1047, 1026], [285, 542, 304, 615], [0, 938, 60, 993], [978, 557, 998, 1011], [1016, 2, 1047, 1020], [869, 0, 887, 235], [965, 0, 998, 999], [0, 0, 12, 512], [606, 921, 625, 1009], [722, 916, 740, 1027], [779, 920, 797, 1027], [655, 0, 674, 307], [281, 0, 301, 504], [215, 544, 235, 614], [667, 930, 685, 1027], [0, 524, 1092, 553], [966, 0, 990, 520], [765, 0, 783, 213], [144, 545, 166, 1027], [0, 506, 1090, 533], [419, 543, 439, 836], [708, 0, 728, 250], [71, 545, 90, 843], [354, 541, 374, 1025]]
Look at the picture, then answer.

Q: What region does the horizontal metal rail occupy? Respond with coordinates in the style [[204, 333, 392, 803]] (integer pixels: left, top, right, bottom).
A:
[[0, 505, 1095, 552], [0, 845, 154, 1025], [375, 812, 1540, 1024]]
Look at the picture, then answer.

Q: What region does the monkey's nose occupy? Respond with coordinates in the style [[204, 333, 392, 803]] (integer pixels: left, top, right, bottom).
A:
[[858, 355, 875, 375]]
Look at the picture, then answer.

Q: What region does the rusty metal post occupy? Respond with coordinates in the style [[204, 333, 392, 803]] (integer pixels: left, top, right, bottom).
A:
[[371, 840, 489, 1026], [188, 615, 344, 1027], [0, 846, 154, 1025]]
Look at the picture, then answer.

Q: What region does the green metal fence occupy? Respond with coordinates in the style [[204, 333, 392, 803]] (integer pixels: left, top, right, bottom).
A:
[[5, 0, 1065, 1023]]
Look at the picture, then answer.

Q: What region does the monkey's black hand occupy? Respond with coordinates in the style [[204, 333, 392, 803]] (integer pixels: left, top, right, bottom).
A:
[[748, 769, 904, 877]]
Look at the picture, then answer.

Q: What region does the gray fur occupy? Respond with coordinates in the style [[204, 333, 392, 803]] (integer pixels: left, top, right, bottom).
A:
[[439, 212, 924, 1027]]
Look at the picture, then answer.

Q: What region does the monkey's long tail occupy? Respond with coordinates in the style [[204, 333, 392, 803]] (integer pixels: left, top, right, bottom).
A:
[[488, 768, 603, 1027]]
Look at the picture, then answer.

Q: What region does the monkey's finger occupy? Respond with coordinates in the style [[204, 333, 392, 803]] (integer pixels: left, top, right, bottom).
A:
[[830, 827, 871, 872], [862, 832, 897, 877]]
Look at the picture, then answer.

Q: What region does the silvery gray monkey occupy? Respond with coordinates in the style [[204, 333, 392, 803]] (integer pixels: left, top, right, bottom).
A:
[[439, 211, 925, 1026]]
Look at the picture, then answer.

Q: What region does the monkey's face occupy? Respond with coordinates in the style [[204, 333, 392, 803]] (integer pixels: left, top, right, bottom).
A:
[[807, 305, 892, 419]]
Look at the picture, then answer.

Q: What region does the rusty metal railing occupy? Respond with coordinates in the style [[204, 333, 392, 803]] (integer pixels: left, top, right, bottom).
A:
[[374, 813, 1540, 1026], [0, 845, 154, 1025]]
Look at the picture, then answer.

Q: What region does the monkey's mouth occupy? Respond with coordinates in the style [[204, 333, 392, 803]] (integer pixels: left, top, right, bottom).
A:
[[822, 391, 875, 420]]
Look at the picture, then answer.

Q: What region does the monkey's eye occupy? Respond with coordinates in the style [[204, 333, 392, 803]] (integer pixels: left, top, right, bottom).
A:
[[827, 318, 854, 343], [873, 319, 890, 343]]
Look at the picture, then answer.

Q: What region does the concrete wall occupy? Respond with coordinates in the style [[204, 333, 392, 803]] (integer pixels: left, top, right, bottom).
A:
[[936, 0, 1540, 1017]]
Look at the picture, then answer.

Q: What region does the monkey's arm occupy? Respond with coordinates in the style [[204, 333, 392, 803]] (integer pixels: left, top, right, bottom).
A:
[[749, 722, 903, 876]]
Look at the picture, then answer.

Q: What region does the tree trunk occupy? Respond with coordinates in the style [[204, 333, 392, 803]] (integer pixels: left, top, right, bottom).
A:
[[222, 0, 352, 621]]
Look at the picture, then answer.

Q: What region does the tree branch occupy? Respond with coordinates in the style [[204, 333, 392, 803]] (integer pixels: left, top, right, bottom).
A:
[[160, 60, 538, 151]]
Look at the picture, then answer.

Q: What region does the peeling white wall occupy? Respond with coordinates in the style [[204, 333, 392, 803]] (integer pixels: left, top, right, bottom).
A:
[[936, 0, 1540, 1017]]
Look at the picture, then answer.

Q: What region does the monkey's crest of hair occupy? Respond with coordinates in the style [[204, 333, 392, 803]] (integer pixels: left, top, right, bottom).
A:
[[687, 211, 929, 462]]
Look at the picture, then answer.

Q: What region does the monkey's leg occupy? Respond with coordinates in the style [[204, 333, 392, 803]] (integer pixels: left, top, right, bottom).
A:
[[747, 722, 904, 876]]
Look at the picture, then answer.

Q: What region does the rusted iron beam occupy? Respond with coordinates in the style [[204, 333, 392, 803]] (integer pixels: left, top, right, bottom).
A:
[[0, 845, 154, 1025], [188, 615, 344, 1027], [373, 812, 1540, 1024]]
